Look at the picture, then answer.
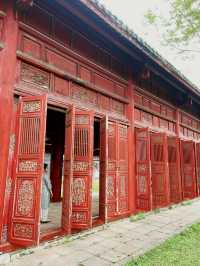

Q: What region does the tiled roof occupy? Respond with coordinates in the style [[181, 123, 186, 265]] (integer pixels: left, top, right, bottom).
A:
[[81, 0, 200, 95]]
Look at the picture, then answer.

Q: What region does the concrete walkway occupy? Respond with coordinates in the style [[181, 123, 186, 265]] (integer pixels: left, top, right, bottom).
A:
[[3, 199, 200, 266]]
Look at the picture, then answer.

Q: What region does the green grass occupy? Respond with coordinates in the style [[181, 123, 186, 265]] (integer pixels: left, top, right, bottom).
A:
[[126, 222, 200, 266], [130, 212, 146, 222]]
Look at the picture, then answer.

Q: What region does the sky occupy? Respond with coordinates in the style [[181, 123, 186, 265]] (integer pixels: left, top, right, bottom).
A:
[[98, 0, 200, 88]]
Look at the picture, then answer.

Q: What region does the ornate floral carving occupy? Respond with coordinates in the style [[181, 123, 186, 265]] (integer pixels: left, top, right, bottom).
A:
[[107, 176, 115, 198], [13, 223, 33, 239], [23, 101, 41, 113], [18, 160, 38, 172], [73, 161, 89, 171], [16, 180, 34, 217], [1, 225, 8, 243], [72, 178, 86, 205]]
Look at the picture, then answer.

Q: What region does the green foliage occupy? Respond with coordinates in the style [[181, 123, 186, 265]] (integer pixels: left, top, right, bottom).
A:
[[145, 0, 200, 53], [130, 212, 146, 222], [126, 222, 200, 266], [181, 200, 193, 206]]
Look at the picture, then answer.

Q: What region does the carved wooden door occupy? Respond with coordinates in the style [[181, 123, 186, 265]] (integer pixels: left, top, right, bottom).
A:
[[99, 116, 108, 222], [135, 128, 151, 211], [107, 121, 118, 218], [117, 124, 129, 214], [195, 143, 200, 196], [107, 121, 129, 219], [61, 106, 75, 233], [71, 110, 94, 230], [151, 132, 170, 209], [168, 137, 182, 203], [9, 95, 47, 247], [181, 140, 197, 199]]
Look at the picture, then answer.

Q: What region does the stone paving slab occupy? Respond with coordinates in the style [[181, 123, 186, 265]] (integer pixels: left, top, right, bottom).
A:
[[2, 198, 200, 266]]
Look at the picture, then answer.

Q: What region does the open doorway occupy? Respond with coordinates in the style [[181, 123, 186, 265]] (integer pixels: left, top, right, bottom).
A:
[[40, 108, 65, 233], [92, 118, 101, 220]]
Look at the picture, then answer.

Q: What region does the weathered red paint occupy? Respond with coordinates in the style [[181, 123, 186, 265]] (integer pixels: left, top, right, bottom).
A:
[[9, 95, 47, 247], [0, 0, 200, 251]]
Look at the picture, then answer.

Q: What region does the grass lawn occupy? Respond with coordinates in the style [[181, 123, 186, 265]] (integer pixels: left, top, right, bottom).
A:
[[126, 222, 200, 266]]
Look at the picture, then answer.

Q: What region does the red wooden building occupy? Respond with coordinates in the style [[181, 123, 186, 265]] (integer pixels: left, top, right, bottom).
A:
[[0, 0, 200, 251]]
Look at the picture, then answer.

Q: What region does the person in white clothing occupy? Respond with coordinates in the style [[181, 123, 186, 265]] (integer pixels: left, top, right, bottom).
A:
[[41, 163, 53, 223]]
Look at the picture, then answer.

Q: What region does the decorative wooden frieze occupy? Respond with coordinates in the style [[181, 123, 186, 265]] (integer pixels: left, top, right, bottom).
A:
[[21, 63, 50, 90], [13, 223, 33, 239], [134, 90, 176, 121], [23, 101, 41, 113], [111, 99, 124, 115], [71, 84, 98, 107], [73, 161, 89, 171], [72, 211, 87, 223], [15, 180, 34, 217], [18, 160, 38, 172], [75, 115, 89, 125]]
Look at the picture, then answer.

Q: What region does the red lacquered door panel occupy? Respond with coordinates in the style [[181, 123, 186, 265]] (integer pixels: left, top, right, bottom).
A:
[[168, 137, 182, 203], [181, 140, 197, 199], [135, 128, 151, 211], [9, 95, 47, 247], [61, 106, 75, 233], [151, 132, 170, 209], [107, 121, 129, 219], [71, 110, 94, 230], [117, 124, 129, 214]]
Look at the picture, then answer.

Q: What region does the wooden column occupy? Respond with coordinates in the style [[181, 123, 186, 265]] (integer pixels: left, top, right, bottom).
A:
[[0, 0, 18, 241], [126, 72, 135, 214]]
